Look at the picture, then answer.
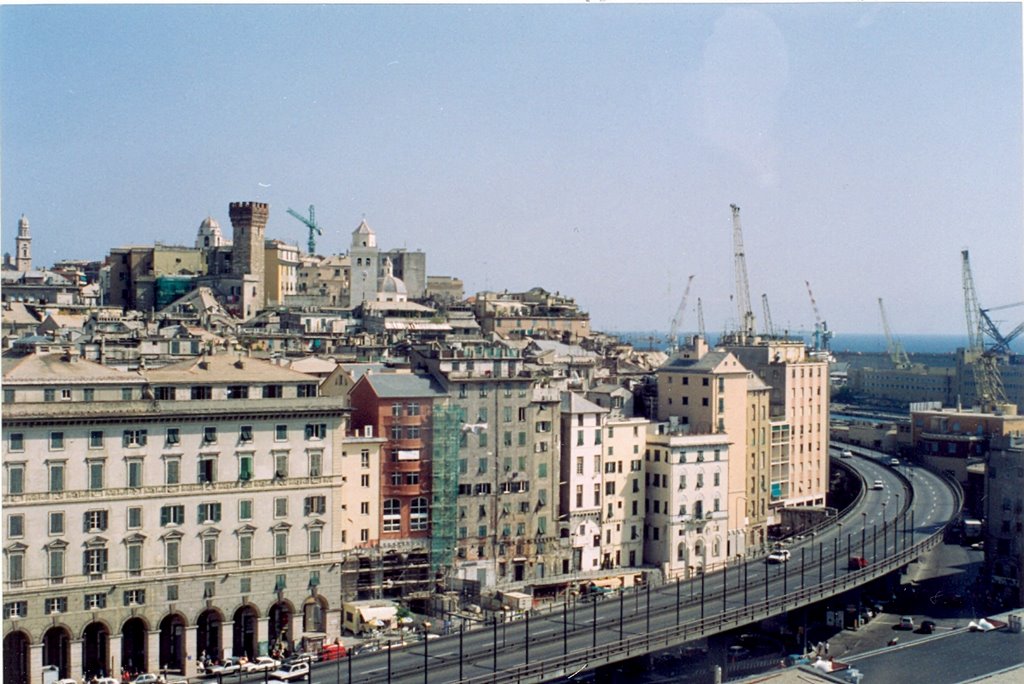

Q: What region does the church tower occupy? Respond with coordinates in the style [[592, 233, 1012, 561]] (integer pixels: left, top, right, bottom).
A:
[[349, 218, 379, 308], [15, 214, 31, 272]]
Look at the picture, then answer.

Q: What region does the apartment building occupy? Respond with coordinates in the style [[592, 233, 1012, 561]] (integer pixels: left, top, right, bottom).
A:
[[2, 351, 348, 684], [600, 416, 650, 570], [559, 393, 607, 573]]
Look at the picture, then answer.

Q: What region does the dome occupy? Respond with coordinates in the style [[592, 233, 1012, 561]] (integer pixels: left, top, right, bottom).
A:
[[380, 274, 408, 295], [199, 216, 221, 232]]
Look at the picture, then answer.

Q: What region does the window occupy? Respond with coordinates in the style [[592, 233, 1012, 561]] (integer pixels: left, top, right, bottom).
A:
[[9, 433, 24, 452], [239, 499, 253, 520], [576, 456, 584, 474], [274, 531, 288, 560], [308, 529, 322, 558], [7, 551, 24, 585], [83, 547, 108, 576], [85, 593, 106, 610], [164, 457, 181, 485], [406, 426, 420, 440], [360, 474, 370, 487], [126, 459, 143, 488], [275, 424, 288, 441], [308, 451, 322, 477], [83, 510, 108, 532], [121, 387, 134, 401], [165, 539, 180, 572], [202, 426, 217, 444], [8, 514, 24, 538], [45, 597, 68, 614], [274, 452, 288, 478], [238, 454, 253, 481], [383, 499, 401, 532], [360, 529, 369, 542], [89, 430, 104, 448], [160, 505, 185, 526], [360, 502, 370, 515], [202, 537, 217, 568], [304, 496, 326, 515], [127, 542, 142, 575], [127, 507, 142, 529], [50, 431, 65, 450], [264, 384, 283, 398], [197, 502, 222, 524], [49, 512, 64, 535], [538, 462, 548, 478], [191, 386, 212, 400], [305, 423, 326, 440], [410, 497, 428, 531], [274, 497, 288, 517], [165, 427, 180, 445], [239, 425, 253, 443], [87, 461, 104, 490], [198, 456, 216, 483], [44, 388, 56, 402], [48, 462, 65, 492], [239, 533, 253, 565], [124, 589, 145, 606], [154, 386, 175, 401], [3, 388, 14, 403], [226, 385, 249, 399], [360, 450, 370, 468], [122, 429, 147, 447], [83, 388, 95, 402], [407, 402, 421, 416], [297, 383, 317, 398]]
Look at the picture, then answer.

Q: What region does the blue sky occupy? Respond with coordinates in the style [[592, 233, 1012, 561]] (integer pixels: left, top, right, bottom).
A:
[[2, 3, 1021, 337]]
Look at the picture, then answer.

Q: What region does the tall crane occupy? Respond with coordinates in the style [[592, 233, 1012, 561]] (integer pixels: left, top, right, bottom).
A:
[[666, 275, 695, 354], [878, 298, 911, 369], [286, 204, 323, 255], [961, 249, 1007, 408], [697, 297, 706, 339], [761, 293, 775, 338], [729, 204, 757, 341], [805, 280, 833, 352]]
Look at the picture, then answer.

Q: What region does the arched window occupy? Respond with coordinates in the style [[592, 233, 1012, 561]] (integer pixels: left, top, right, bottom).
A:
[[677, 542, 687, 562], [383, 499, 401, 532], [409, 498, 428, 531]]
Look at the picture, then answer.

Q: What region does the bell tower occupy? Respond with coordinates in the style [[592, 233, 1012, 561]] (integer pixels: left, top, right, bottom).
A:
[[15, 214, 31, 272]]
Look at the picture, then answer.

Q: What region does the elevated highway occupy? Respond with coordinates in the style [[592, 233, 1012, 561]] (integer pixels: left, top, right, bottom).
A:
[[307, 447, 962, 684]]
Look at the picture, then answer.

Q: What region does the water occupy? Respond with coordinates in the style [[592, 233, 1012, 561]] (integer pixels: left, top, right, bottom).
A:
[[609, 331, 1022, 355]]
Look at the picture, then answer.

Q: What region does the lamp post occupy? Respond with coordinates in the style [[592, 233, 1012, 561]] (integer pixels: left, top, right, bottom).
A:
[[422, 621, 431, 684], [882, 502, 888, 556], [700, 569, 706, 620], [801, 546, 806, 590], [861, 512, 867, 559], [722, 561, 728, 613], [895, 492, 901, 551]]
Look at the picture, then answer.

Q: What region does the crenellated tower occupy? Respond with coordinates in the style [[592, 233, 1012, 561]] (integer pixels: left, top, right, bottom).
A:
[[228, 201, 269, 318]]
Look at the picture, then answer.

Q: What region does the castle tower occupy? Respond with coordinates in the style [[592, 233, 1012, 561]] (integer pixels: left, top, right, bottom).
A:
[[229, 201, 269, 317], [349, 218, 379, 308], [15, 214, 31, 272]]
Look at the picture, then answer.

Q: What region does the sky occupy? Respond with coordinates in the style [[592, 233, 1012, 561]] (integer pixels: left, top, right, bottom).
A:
[[2, 3, 1022, 338]]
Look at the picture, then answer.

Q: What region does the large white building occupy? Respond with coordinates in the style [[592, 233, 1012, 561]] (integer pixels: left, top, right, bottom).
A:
[[2, 351, 351, 684]]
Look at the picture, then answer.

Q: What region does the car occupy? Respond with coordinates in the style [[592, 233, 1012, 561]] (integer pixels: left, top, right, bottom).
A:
[[204, 659, 242, 677], [841, 449, 853, 459], [94, 678, 120, 684], [130, 675, 165, 684], [848, 556, 868, 570], [919, 620, 936, 634], [970, 541, 984, 551], [727, 645, 750, 660], [766, 549, 791, 564], [270, 662, 309, 681], [897, 616, 915, 630], [242, 657, 280, 673], [889, 458, 900, 466], [872, 479, 884, 490]]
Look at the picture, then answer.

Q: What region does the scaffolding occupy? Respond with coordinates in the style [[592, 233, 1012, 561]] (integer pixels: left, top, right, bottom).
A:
[[431, 404, 462, 575]]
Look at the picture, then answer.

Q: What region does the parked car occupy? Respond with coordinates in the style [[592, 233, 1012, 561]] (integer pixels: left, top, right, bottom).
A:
[[270, 662, 309, 681], [766, 549, 791, 564], [848, 556, 868, 570], [919, 620, 936, 634], [889, 458, 900, 466], [841, 449, 853, 459], [94, 678, 120, 684], [242, 657, 280, 673], [130, 674, 165, 684], [204, 659, 242, 677], [897, 616, 915, 630], [872, 480, 884, 490]]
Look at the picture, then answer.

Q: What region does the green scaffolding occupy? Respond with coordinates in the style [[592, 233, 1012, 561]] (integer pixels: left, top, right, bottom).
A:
[[431, 404, 462, 575]]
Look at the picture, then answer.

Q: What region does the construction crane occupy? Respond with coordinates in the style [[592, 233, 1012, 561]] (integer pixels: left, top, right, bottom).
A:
[[878, 298, 911, 369], [729, 204, 757, 341], [666, 275, 695, 354], [980, 301, 1024, 355], [286, 204, 323, 255], [805, 280, 833, 352], [761, 293, 775, 338], [961, 249, 1007, 408], [697, 297, 707, 339]]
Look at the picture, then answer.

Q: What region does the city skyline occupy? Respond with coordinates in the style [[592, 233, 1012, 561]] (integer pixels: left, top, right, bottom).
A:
[[2, 3, 1021, 335]]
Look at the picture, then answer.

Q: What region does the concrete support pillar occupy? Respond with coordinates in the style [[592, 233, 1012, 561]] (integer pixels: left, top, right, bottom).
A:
[[183, 625, 198, 679], [146, 629, 160, 675], [69, 639, 84, 681], [257, 617, 270, 657], [108, 634, 122, 680], [29, 643, 43, 684], [221, 621, 234, 659]]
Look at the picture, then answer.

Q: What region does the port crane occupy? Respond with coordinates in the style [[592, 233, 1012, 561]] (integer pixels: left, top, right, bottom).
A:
[[666, 275, 695, 354], [286, 204, 323, 255], [805, 280, 833, 352], [761, 293, 775, 338], [878, 298, 911, 369], [961, 249, 1008, 409], [729, 204, 757, 341], [697, 298, 706, 339]]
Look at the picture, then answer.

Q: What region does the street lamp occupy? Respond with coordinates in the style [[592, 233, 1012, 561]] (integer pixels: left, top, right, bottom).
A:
[[861, 512, 867, 558]]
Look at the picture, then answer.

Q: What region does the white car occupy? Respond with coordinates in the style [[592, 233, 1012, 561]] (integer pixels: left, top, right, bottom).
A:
[[270, 662, 309, 681], [889, 458, 900, 466], [872, 479, 884, 490], [130, 675, 165, 684], [841, 449, 853, 459], [766, 549, 791, 564], [243, 657, 280, 673]]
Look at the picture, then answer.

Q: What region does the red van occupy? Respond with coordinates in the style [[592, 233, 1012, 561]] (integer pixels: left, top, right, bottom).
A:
[[319, 643, 347, 661]]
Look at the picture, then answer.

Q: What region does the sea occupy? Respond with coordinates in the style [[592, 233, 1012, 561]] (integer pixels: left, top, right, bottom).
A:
[[609, 332, 1024, 356]]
